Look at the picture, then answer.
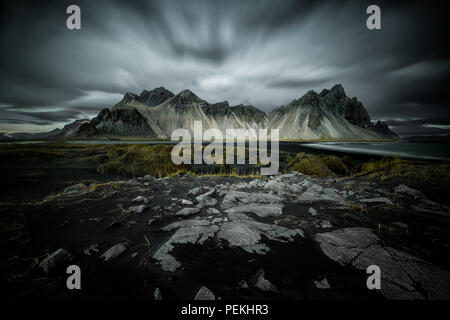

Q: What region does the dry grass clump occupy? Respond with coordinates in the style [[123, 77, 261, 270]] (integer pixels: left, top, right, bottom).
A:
[[358, 156, 403, 176], [285, 152, 348, 177], [97, 144, 192, 178]]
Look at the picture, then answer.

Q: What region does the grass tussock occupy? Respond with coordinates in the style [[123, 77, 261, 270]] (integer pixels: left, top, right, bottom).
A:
[[285, 152, 349, 178], [97, 144, 192, 178]]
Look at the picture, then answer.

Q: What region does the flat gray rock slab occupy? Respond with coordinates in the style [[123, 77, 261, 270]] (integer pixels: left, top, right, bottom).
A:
[[315, 227, 450, 300], [224, 203, 283, 217], [220, 191, 283, 210], [154, 217, 304, 271], [217, 220, 303, 254], [153, 224, 219, 272], [175, 207, 201, 216], [100, 243, 127, 262]]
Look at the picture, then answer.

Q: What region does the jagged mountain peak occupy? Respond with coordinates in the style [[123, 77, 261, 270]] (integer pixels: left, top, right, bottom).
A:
[[85, 84, 397, 140], [371, 120, 399, 139], [139, 87, 174, 106], [140, 86, 173, 96], [168, 89, 205, 111], [330, 83, 345, 95], [176, 89, 202, 100], [299, 90, 320, 104], [319, 84, 371, 129]]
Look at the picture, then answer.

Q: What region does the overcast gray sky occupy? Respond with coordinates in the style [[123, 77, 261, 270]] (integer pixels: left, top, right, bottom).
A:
[[0, 0, 449, 136]]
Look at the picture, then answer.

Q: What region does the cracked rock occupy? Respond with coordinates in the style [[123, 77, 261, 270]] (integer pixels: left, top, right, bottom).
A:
[[39, 248, 74, 273], [315, 228, 450, 300]]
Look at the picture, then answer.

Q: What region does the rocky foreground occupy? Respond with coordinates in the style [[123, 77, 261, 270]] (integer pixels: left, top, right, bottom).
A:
[[15, 172, 450, 300]]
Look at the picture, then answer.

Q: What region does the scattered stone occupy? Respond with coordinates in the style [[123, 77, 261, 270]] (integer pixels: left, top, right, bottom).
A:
[[63, 183, 86, 194], [127, 220, 137, 225], [132, 196, 149, 204], [195, 190, 218, 207], [239, 280, 249, 289], [224, 203, 283, 218], [100, 243, 127, 262], [210, 217, 223, 224], [394, 184, 427, 200], [154, 288, 162, 300], [253, 270, 279, 293], [126, 180, 141, 187], [308, 207, 317, 216], [129, 204, 147, 214], [181, 199, 194, 205], [320, 220, 333, 228], [221, 191, 283, 210], [248, 179, 265, 188], [314, 278, 331, 289], [131, 252, 138, 258], [190, 187, 201, 195], [194, 286, 216, 300], [207, 208, 220, 214], [147, 218, 156, 226], [264, 180, 286, 193], [39, 248, 74, 273], [174, 207, 201, 216], [300, 179, 313, 188], [83, 244, 100, 256]]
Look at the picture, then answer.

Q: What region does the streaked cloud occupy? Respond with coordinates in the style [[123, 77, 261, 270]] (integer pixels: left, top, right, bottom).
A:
[[0, 0, 449, 136]]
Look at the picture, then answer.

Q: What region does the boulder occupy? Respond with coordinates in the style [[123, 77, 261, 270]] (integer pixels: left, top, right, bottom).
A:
[[39, 248, 74, 273], [308, 207, 318, 216], [194, 286, 216, 300], [314, 278, 331, 289], [252, 270, 278, 293], [129, 204, 147, 214]]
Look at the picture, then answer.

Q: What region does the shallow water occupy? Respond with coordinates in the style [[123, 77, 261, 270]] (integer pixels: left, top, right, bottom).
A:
[[303, 142, 450, 161], [3, 140, 450, 161]]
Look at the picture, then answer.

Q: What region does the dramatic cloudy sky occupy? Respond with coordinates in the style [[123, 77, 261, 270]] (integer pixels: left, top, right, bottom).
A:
[[0, 0, 449, 136]]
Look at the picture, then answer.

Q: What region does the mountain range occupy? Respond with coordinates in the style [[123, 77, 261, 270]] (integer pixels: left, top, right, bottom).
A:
[[4, 84, 398, 140]]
